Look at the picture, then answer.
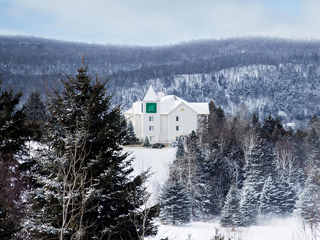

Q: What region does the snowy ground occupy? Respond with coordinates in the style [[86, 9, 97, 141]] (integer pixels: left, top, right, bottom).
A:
[[125, 146, 318, 240]]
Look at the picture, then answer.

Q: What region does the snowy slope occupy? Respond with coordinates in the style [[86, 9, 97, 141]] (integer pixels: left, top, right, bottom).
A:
[[126, 146, 317, 240]]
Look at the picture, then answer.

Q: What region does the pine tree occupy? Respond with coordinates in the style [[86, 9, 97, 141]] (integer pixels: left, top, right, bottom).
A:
[[126, 120, 138, 145], [244, 135, 276, 193], [0, 77, 34, 239], [238, 184, 259, 226], [184, 131, 207, 219], [295, 168, 320, 225], [159, 175, 191, 225], [26, 60, 158, 240], [175, 138, 185, 161], [307, 116, 320, 167], [259, 176, 281, 223], [220, 184, 240, 226], [143, 136, 151, 147], [23, 90, 46, 123], [277, 172, 297, 216]]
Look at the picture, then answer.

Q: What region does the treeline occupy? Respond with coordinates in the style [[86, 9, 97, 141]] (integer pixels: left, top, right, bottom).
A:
[[0, 61, 158, 240], [2, 35, 320, 113], [159, 101, 320, 227]]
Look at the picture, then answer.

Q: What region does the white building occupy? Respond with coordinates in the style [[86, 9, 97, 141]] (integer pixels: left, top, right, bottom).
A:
[[125, 86, 209, 143]]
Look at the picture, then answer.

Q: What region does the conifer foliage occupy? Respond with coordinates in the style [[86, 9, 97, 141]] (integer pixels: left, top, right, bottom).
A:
[[25, 60, 158, 240], [220, 184, 240, 226], [0, 77, 34, 239], [23, 90, 46, 123], [159, 174, 191, 225]]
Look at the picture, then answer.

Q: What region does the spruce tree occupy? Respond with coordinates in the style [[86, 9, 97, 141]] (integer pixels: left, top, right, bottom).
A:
[[175, 138, 185, 161], [184, 131, 207, 219], [277, 173, 297, 216], [220, 184, 240, 226], [143, 136, 151, 147], [26, 60, 158, 240], [295, 168, 320, 224], [159, 175, 191, 225], [244, 135, 276, 193], [124, 120, 138, 145], [239, 184, 259, 226], [23, 90, 46, 122], [0, 77, 34, 239], [259, 176, 281, 223]]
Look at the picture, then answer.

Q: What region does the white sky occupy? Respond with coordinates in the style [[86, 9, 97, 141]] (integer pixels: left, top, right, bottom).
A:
[[0, 0, 319, 46]]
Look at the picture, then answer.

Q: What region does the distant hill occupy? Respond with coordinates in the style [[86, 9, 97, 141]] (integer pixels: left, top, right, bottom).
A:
[[1, 35, 320, 127]]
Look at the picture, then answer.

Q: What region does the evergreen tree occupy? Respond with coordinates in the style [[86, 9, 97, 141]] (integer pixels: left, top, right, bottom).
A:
[[175, 138, 185, 161], [0, 77, 34, 239], [277, 173, 297, 216], [143, 136, 151, 147], [295, 168, 320, 224], [259, 176, 281, 223], [26, 60, 158, 240], [23, 90, 46, 122], [307, 116, 320, 167], [239, 184, 259, 226], [252, 113, 261, 130], [159, 175, 191, 225], [123, 120, 138, 145], [244, 135, 276, 193], [184, 131, 207, 219], [220, 184, 240, 226], [127, 120, 138, 144]]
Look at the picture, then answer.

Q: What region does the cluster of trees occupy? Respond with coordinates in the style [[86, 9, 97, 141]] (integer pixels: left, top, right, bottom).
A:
[[159, 101, 320, 227], [3, 35, 320, 124], [0, 60, 158, 239]]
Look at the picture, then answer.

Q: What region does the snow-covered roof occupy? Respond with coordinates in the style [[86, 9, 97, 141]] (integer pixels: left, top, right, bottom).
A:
[[143, 86, 159, 101], [159, 95, 209, 115], [126, 88, 209, 116]]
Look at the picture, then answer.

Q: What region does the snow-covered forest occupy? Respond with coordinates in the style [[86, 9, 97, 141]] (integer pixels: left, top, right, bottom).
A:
[[2, 37, 320, 239], [2, 36, 320, 126]]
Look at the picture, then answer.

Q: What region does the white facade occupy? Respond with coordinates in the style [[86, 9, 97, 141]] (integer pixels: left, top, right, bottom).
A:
[[125, 86, 209, 143]]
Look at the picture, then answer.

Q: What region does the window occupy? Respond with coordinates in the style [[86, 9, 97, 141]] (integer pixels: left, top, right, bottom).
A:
[[176, 116, 179, 121], [176, 126, 179, 131], [149, 126, 154, 131], [150, 136, 155, 142], [176, 136, 179, 141], [149, 116, 154, 121]]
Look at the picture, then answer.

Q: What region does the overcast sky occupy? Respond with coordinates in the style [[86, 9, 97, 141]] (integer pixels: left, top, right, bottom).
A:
[[0, 0, 319, 46]]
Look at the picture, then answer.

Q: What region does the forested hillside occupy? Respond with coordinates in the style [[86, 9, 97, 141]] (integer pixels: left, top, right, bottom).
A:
[[2, 35, 320, 126]]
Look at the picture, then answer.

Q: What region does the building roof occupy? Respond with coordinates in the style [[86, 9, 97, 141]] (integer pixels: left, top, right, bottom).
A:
[[160, 95, 209, 115], [125, 87, 209, 116], [142, 86, 159, 101]]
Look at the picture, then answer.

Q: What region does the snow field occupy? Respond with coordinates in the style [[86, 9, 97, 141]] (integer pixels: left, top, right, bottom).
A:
[[126, 146, 318, 240]]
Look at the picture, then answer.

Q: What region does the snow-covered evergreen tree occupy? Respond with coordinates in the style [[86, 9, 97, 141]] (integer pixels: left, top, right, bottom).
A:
[[220, 184, 240, 226], [244, 135, 276, 193], [0, 77, 34, 239], [126, 120, 138, 144], [259, 176, 281, 223], [25, 60, 158, 240], [277, 173, 297, 216], [239, 184, 259, 226], [295, 168, 320, 224], [159, 174, 191, 225], [175, 138, 185, 160], [143, 136, 151, 147], [184, 131, 208, 219], [23, 90, 46, 123]]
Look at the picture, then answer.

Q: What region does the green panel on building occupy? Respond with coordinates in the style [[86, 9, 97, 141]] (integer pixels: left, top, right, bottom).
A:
[[146, 103, 157, 113]]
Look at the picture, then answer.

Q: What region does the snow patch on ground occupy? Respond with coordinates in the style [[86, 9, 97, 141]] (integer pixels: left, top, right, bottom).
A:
[[125, 146, 176, 198]]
